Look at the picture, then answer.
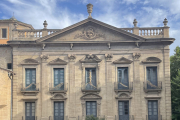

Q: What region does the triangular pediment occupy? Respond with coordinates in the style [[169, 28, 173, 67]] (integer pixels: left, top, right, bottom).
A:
[[51, 93, 67, 100], [21, 58, 39, 65], [113, 57, 132, 64], [36, 18, 145, 43], [49, 58, 67, 65], [142, 57, 161, 63], [80, 54, 101, 63], [81, 93, 102, 100]]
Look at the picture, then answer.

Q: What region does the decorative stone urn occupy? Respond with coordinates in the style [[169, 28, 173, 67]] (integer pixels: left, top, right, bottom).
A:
[[87, 3, 93, 18]]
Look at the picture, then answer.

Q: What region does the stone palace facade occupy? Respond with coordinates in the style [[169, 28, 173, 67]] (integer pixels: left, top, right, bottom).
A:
[[0, 3, 174, 120]]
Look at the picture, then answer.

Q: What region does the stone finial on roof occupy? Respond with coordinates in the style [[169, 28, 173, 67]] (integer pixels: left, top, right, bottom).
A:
[[43, 20, 48, 29], [163, 18, 168, 27], [87, 3, 93, 18], [133, 19, 138, 27]]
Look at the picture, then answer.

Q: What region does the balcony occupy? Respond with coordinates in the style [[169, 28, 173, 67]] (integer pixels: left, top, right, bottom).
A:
[[115, 115, 134, 120], [49, 116, 68, 120], [21, 83, 39, 96], [114, 82, 133, 93], [49, 83, 68, 94], [77, 115, 105, 120], [146, 115, 162, 120], [143, 81, 162, 93], [81, 83, 101, 94]]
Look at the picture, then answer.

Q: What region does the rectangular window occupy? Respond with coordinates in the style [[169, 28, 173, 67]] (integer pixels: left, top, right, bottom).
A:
[[148, 100, 158, 120], [54, 68, 64, 90], [25, 68, 36, 91], [86, 101, 97, 117], [2, 28, 7, 38], [118, 101, 129, 120], [7, 63, 12, 69], [146, 67, 157, 89], [85, 68, 96, 90], [25, 102, 35, 120], [54, 102, 64, 120], [118, 67, 129, 89]]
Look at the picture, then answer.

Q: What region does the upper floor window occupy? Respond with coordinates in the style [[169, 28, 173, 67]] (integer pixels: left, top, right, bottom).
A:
[[2, 28, 7, 38], [85, 68, 96, 90], [86, 101, 97, 117], [25, 68, 36, 91], [146, 67, 157, 89], [7, 63, 12, 69], [148, 100, 158, 120], [54, 68, 64, 90], [118, 67, 129, 89]]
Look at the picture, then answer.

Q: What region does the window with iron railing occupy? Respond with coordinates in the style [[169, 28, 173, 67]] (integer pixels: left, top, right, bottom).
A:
[[117, 67, 129, 90]]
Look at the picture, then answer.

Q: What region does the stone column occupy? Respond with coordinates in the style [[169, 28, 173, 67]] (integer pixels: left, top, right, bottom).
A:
[[40, 54, 49, 120], [163, 49, 171, 120], [105, 54, 114, 120], [132, 53, 142, 120], [68, 55, 76, 120]]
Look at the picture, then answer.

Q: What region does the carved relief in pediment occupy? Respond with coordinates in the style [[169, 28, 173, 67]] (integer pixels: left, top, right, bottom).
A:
[[74, 26, 105, 40], [81, 93, 102, 100], [20, 58, 39, 65], [142, 57, 161, 63], [49, 58, 67, 65], [113, 57, 132, 64], [115, 93, 132, 99], [80, 54, 102, 63], [51, 93, 67, 100]]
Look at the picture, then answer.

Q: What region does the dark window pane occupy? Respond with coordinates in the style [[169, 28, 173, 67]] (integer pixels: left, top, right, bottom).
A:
[[7, 63, 12, 69], [2, 28, 7, 38]]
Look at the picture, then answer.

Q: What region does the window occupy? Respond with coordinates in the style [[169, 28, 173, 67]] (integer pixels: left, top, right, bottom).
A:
[[118, 67, 129, 89], [25, 68, 36, 91], [7, 63, 12, 69], [54, 68, 64, 90], [25, 102, 35, 120], [86, 101, 97, 117], [2, 28, 7, 38], [118, 101, 129, 120], [54, 102, 64, 120], [85, 68, 96, 90], [148, 100, 158, 120], [146, 67, 157, 89]]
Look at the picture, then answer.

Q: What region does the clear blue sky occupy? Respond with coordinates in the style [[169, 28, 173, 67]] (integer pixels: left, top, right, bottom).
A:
[[0, 0, 179, 55]]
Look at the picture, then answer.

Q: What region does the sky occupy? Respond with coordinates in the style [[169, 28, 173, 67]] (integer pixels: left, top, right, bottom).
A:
[[0, 0, 180, 55]]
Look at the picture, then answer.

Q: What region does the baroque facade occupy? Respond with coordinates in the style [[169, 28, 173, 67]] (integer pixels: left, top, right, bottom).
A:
[[0, 3, 174, 120]]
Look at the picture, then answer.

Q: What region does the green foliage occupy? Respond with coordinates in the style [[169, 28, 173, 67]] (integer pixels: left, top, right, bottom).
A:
[[171, 46, 180, 120], [85, 115, 105, 120]]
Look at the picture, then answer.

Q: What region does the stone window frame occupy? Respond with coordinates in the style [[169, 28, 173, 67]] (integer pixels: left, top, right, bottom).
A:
[[143, 64, 160, 86], [50, 65, 67, 91], [0, 27, 8, 39], [115, 93, 132, 119], [22, 99, 38, 120], [81, 63, 100, 89], [114, 64, 132, 88], [22, 65, 39, 90], [144, 97, 161, 119]]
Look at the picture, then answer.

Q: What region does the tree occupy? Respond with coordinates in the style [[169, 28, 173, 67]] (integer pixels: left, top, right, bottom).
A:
[[171, 46, 180, 120]]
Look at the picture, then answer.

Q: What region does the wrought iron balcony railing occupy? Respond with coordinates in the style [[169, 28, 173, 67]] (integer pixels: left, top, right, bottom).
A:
[[77, 115, 105, 120], [114, 82, 133, 93], [115, 115, 134, 120], [49, 116, 68, 120], [22, 116, 38, 120], [146, 115, 162, 120], [49, 83, 68, 93], [143, 81, 162, 93], [81, 82, 101, 93], [21, 83, 39, 91]]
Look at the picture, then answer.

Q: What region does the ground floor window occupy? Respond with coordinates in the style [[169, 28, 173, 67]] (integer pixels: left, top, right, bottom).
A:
[[148, 100, 158, 120], [54, 101, 64, 120], [25, 102, 35, 120], [86, 101, 97, 117], [118, 101, 129, 120]]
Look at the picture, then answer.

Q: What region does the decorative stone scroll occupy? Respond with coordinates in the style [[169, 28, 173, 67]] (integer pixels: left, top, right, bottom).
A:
[[49, 58, 67, 65], [105, 54, 113, 61], [80, 54, 101, 63], [133, 53, 141, 60], [20, 58, 39, 65], [68, 54, 76, 62], [142, 57, 161, 63], [115, 93, 132, 99], [74, 26, 105, 40], [40, 54, 49, 62], [113, 57, 132, 64]]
